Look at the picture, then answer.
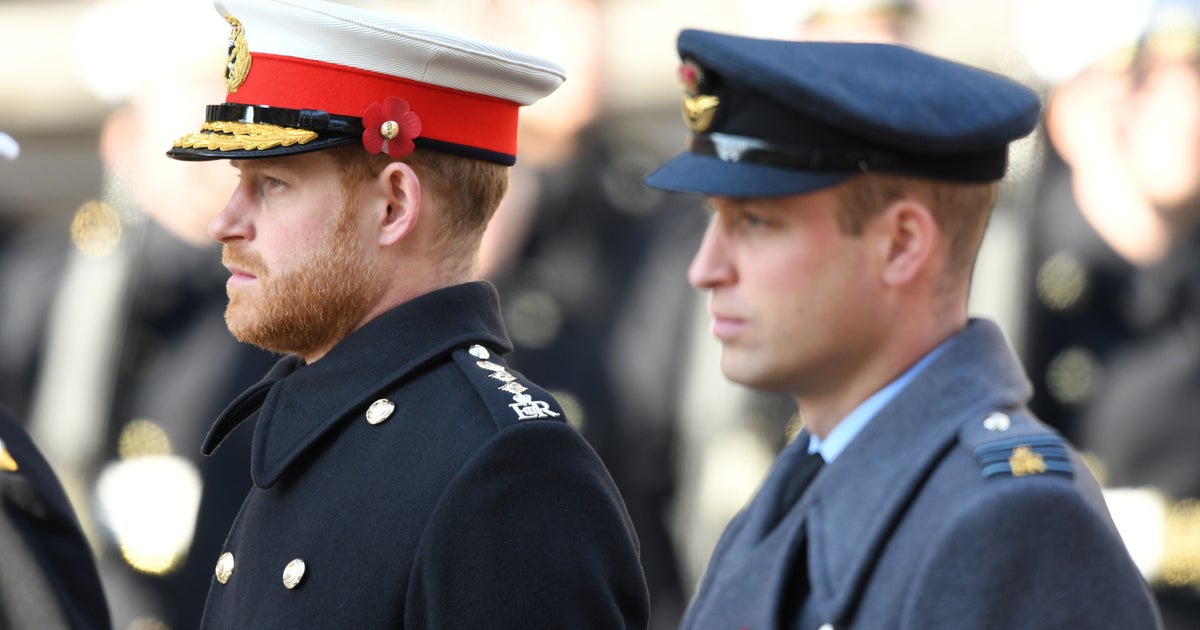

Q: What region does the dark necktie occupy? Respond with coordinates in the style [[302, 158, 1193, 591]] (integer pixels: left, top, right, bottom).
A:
[[776, 452, 826, 626], [770, 451, 825, 529]]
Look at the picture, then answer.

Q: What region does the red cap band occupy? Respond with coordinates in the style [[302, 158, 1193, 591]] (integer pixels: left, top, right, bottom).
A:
[[229, 53, 521, 157]]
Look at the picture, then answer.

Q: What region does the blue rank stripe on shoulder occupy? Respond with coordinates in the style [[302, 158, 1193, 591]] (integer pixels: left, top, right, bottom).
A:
[[973, 435, 1073, 479]]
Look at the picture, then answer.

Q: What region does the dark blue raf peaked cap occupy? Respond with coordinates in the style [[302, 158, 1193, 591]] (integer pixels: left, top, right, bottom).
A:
[[644, 30, 1043, 197]]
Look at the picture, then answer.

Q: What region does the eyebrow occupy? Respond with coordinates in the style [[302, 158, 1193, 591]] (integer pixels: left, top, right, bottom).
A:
[[232, 158, 289, 174]]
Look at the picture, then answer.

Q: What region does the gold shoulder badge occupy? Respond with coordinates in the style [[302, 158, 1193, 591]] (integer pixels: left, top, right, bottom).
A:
[[1009, 445, 1047, 477], [0, 439, 17, 472], [972, 430, 1072, 479], [224, 15, 252, 94], [679, 60, 719, 132]]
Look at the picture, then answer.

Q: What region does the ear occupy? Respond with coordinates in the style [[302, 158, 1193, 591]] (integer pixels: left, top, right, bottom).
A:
[[874, 198, 937, 288], [376, 161, 421, 247]]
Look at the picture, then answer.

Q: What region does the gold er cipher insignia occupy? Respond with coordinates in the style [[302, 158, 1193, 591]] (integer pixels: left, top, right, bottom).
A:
[[173, 121, 318, 152]]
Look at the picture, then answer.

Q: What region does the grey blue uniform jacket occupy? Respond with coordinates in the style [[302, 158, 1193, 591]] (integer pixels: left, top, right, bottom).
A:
[[682, 319, 1161, 630], [0, 409, 111, 630], [198, 282, 649, 628]]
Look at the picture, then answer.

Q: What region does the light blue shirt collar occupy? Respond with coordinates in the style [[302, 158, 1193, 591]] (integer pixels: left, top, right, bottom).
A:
[[808, 340, 951, 463]]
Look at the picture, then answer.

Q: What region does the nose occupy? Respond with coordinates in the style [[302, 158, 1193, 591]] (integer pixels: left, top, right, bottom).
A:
[[208, 179, 254, 243], [687, 215, 735, 290]]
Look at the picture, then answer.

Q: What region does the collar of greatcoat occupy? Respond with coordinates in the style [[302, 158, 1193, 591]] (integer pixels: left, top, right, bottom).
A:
[[202, 281, 512, 488], [799, 318, 1034, 623]]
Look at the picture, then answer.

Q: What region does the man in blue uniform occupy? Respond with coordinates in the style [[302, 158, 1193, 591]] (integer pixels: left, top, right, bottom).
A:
[[644, 30, 1162, 629], [164, 0, 649, 626]]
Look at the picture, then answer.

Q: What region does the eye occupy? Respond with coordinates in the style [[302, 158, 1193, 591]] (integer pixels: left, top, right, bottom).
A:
[[254, 174, 286, 196], [736, 208, 768, 228]]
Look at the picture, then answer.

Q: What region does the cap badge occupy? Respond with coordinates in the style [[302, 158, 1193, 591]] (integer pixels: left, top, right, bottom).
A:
[[362, 97, 422, 159], [224, 15, 252, 94], [679, 61, 719, 132]]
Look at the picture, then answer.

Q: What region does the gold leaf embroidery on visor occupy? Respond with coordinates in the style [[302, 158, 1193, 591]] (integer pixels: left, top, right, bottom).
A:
[[172, 121, 319, 152]]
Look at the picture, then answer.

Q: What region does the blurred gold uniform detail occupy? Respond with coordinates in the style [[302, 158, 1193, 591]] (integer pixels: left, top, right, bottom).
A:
[[0, 440, 17, 472]]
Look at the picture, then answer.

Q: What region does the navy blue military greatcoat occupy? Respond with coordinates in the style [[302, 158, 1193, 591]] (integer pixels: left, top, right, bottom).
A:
[[682, 320, 1160, 630], [198, 282, 649, 628]]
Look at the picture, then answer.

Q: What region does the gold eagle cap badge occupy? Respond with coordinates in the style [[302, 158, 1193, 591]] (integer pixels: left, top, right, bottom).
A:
[[679, 60, 719, 133], [224, 15, 252, 94]]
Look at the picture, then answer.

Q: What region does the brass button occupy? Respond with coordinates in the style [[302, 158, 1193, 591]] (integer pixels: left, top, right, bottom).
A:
[[283, 558, 306, 589], [215, 552, 235, 585], [983, 412, 1011, 432], [365, 399, 395, 425]]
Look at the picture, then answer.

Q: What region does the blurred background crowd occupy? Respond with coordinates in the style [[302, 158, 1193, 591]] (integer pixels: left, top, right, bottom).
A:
[[3, 0, 1200, 628]]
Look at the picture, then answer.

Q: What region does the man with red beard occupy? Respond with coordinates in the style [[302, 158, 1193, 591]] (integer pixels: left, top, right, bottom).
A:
[[164, 0, 649, 626]]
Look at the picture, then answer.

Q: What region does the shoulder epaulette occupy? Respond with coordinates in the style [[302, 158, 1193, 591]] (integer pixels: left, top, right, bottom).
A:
[[960, 411, 1074, 479], [453, 344, 566, 430]]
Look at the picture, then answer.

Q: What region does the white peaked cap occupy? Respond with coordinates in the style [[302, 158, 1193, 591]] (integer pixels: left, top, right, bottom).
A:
[[170, 0, 566, 165]]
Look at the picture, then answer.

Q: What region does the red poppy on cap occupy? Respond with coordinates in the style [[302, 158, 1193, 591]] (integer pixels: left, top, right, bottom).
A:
[[362, 97, 422, 159]]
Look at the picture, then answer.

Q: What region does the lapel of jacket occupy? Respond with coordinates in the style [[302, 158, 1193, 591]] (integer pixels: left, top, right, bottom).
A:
[[201, 282, 512, 489], [800, 319, 1032, 624]]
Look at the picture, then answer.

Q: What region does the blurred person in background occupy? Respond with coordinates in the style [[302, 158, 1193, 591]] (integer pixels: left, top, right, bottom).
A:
[[464, 4, 921, 623], [468, 0, 701, 624], [0, 2, 278, 627], [1022, 0, 1200, 626], [0, 134, 110, 630]]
